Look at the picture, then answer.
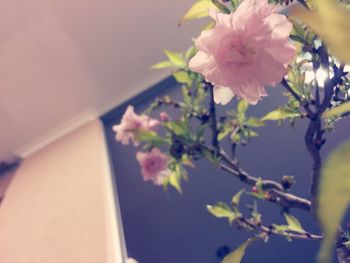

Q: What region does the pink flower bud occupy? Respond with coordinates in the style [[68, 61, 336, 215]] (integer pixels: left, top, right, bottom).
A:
[[159, 111, 170, 122]]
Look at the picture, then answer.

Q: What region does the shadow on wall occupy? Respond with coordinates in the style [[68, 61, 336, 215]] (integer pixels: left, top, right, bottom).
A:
[[102, 76, 350, 263], [0, 159, 21, 205]]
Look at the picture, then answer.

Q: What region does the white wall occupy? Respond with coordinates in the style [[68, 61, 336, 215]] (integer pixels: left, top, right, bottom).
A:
[[0, 120, 125, 263]]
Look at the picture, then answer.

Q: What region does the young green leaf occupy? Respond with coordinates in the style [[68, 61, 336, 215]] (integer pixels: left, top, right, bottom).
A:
[[207, 202, 237, 223], [218, 125, 233, 141], [222, 239, 254, 263], [261, 108, 300, 121], [317, 140, 350, 263], [323, 102, 350, 119], [283, 213, 305, 233], [173, 71, 192, 85], [237, 99, 249, 114], [164, 50, 186, 68], [184, 46, 198, 61], [246, 117, 264, 127], [133, 129, 158, 141], [169, 170, 182, 194], [164, 121, 188, 136], [232, 189, 245, 210], [179, 0, 217, 26], [151, 61, 173, 69]]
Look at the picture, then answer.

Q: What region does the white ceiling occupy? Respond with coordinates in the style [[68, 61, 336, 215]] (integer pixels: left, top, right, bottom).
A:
[[0, 0, 204, 161]]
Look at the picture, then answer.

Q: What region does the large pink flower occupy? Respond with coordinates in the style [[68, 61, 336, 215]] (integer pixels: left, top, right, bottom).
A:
[[189, 0, 295, 105], [136, 148, 171, 185], [113, 105, 159, 146]]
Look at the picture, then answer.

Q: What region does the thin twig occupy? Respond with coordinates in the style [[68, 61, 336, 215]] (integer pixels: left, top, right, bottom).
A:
[[239, 217, 321, 241], [207, 82, 220, 153], [281, 78, 314, 118], [218, 162, 311, 211]]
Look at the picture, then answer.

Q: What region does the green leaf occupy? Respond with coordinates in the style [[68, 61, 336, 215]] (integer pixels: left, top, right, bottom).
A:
[[184, 46, 198, 61], [290, 34, 305, 44], [273, 224, 292, 234], [181, 155, 195, 169], [164, 50, 186, 68], [207, 202, 237, 223], [318, 140, 350, 263], [323, 102, 350, 119], [237, 99, 249, 113], [283, 213, 305, 233], [151, 61, 172, 69], [173, 71, 192, 85], [169, 170, 182, 194], [231, 189, 245, 209], [178, 0, 217, 26], [261, 108, 300, 121], [164, 121, 188, 136], [133, 129, 158, 141], [133, 129, 169, 147], [222, 239, 254, 263], [218, 125, 233, 141], [246, 117, 264, 127]]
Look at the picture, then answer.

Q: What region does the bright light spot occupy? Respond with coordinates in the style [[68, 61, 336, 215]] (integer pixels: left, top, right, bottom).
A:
[[304, 69, 314, 84], [304, 68, 329, 87], [315, 68, 328, 87]]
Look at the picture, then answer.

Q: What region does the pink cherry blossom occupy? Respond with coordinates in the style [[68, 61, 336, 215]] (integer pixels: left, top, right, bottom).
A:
[[189, 0, 295, 105], [113, 105, 160, 146], [136, 148, 171, 185]]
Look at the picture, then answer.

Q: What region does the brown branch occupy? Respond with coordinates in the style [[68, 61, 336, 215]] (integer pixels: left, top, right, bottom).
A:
[[207, 82, 220, 153], [239, 217, 321, 241], [219, 162, 311, 212], [269, 189, 312, 212], [200, 145, 312, 211], [281, 78, 315, 119]]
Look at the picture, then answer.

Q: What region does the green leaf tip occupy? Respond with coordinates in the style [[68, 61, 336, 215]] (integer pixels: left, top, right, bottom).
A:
[[222, 239, 255, 263], [317, 140, 350, 263]]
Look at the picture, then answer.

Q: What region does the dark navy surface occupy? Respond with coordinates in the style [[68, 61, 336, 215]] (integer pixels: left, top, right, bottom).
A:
[[102, 76, 350, 263]]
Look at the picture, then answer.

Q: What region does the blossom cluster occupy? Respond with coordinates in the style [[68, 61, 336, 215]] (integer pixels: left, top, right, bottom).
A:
[[114, 0, 296, 186], [113, 105, 171, 185]]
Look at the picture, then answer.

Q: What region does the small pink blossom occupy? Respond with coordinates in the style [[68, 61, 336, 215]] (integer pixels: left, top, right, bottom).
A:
[[159, 111, 170, 122], [189, 0, 295, 105], [136, 148, 171, 185], [113, 105, 159, 146]]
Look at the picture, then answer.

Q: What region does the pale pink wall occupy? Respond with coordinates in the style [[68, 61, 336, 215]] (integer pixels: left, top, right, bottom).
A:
[[0, 120, 124, 263]]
